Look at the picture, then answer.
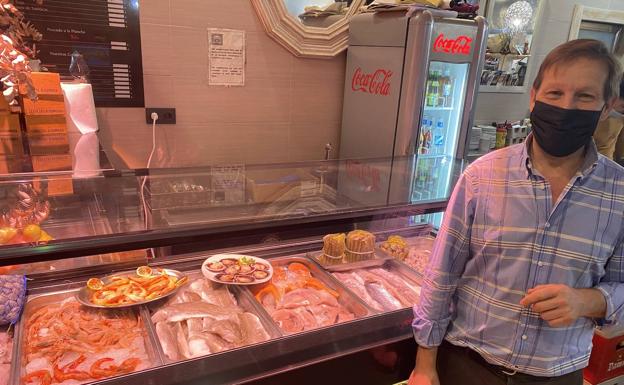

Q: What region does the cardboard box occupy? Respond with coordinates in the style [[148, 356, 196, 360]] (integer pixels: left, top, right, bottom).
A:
[[24, 115, 69, 155], [19, 72, 63, 96], [585, 327, 624, 384], [0, 114, 21, 134], [0, 133, 23, 156], [0, 155, 24, 174], [22, 95, 66, 116], [31, 154, 73, 195]]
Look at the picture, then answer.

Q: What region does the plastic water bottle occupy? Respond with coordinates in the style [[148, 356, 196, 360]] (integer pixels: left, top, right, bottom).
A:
[[433, 119, 445, 155]]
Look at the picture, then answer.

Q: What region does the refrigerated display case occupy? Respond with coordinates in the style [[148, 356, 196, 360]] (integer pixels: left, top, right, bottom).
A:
[[339, 10, 487, 207], [0, 155, 452, 385]]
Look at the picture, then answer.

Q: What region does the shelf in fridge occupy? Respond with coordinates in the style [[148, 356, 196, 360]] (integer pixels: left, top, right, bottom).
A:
[[423, 106, 454, 111]]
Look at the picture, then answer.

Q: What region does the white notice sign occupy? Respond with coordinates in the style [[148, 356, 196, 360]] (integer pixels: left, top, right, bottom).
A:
[[208, 28, 245, 86]]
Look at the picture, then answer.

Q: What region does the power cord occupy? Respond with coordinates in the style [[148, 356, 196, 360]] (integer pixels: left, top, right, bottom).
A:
[[140, 112, 158, 239]]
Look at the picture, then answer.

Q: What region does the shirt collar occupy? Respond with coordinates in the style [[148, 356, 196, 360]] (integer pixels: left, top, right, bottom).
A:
[[522, 134, 599, 180]]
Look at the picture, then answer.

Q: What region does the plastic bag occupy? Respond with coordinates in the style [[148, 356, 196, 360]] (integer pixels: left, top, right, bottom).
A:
[[0, 275, 26, 326]]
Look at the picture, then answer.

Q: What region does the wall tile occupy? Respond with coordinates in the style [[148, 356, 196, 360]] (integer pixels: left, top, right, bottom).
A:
[[141, 24, 173, 76], [173, 76, 292, 125], [170, 26, 209, 78], [288, 121, 341, 162], [170, 0, 264, 31], [542, 0, 610, 23], [533, 20, 571, 55], [610, 0, 624, 11], [144, 75, 175, 107], [139, 0, 170, 25]]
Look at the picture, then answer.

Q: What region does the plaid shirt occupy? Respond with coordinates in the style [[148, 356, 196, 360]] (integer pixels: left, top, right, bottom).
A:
[[413, 136, 624, 377]]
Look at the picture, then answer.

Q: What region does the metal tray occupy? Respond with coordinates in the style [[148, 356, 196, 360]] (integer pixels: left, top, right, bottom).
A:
[[251, 255, 370, 334], [75, 268, 187, 309], [328, 258, 423, 313], [307, 247, 393, 272], [145, 271, 282, 364], [11, 288, 162, 385]]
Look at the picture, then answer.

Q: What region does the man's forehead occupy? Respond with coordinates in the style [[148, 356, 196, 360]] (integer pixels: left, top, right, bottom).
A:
[[540, 60, 607, 89]]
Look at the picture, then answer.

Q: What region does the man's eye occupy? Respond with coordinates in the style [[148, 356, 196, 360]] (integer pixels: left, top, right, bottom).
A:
[[579, 94, 595, 100], [547, 91, 562, 96]]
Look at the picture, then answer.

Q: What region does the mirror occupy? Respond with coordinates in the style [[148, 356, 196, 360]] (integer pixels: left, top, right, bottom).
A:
[[251, 0, 366, 58], [286, 0, 349, 28], [480, 0, 544, 92]]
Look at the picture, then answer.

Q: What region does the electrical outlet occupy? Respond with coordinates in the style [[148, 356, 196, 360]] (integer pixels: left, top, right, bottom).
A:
[[145, 108, 176, 124]]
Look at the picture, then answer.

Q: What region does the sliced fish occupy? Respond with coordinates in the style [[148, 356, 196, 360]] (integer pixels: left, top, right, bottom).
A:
[[205, 320, 242, 344], [152, 302, 241, 323], [238, 313, 270, 344], [172, 322, 191, 359], [334, 272, 383, 311], [188, 334, 212, 358], [365, 282, 403, 311], [155, 322, 181, 361]]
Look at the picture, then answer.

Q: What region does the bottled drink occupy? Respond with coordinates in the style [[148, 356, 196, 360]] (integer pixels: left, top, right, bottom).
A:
[[419, 116, 432, 154], [433, 119, 446, 155], [426, 71, 440, 107], [440, 69, 453, 107]]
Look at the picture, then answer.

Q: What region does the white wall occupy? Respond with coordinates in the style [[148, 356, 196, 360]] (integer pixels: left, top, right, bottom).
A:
[[474, 0, 624, 124]]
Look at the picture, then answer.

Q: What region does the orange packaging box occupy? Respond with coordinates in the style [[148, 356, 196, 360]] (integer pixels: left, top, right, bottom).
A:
[[0, 133, 23, 156], [0, 114, 22, 134], [19, 72, 62, 96], [24, 115, 69, 155], [31, 154, 73, 196], [22, 95, 66, 116], [0, 155, 23, 174]]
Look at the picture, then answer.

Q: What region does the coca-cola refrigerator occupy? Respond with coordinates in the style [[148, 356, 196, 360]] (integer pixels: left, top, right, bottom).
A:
[[338, 10, 487, 207]]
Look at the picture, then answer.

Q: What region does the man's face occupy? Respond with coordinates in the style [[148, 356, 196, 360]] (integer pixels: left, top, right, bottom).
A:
[[530, 58, 614, 122]]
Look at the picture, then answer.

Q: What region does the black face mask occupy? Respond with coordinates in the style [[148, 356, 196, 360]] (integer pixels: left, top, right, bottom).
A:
[[530, 100, 603, 157]]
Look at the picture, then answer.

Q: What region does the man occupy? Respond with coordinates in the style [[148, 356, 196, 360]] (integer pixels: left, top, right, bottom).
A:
[[409, 39, 624, 385], [594, 79, 624, 163]]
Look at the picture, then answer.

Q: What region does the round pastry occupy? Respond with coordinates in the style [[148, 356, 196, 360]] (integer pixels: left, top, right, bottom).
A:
[[207, 261, 226, 272], [235, 275, 255, 284], [252, 270, 269, 280], [216, 273, 235, 283]]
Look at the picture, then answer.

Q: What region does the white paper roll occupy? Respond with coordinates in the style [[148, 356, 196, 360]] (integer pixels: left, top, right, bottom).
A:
[[61, 82, 98, 135], [61, 82, 100, 176]]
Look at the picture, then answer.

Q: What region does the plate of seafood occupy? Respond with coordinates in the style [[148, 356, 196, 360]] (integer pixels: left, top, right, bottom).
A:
[[202, 254, 273, 285], [76, 266, 189, 309]]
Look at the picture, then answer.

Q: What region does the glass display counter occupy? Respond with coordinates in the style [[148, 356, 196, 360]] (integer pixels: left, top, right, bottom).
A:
[[0, 155, 461, 385]]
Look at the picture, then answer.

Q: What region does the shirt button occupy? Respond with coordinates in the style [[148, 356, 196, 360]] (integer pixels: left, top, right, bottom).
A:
[[544, 222, 550, 228], [522, 335, 528, 340], [538, 261, 544, 267]]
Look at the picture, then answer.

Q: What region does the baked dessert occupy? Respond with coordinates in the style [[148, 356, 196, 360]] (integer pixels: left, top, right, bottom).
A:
[[345, 230, 375, 262], [321, 233, 346, 265], [380, 235, 409, 261]]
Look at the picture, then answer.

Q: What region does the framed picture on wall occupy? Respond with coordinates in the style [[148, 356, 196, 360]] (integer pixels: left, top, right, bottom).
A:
[[479, 0, 544, 93]]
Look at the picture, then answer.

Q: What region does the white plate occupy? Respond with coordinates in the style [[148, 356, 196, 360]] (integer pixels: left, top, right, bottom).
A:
[[202, 254, 273, 286]]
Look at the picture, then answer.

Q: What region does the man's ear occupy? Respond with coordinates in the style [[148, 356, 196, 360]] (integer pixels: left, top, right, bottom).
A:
[[600, 96, 617, 121], [529, 88, 536, 112]]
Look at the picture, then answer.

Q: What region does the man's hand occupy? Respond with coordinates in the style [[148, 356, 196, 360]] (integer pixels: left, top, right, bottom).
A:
[[520, 284, 606, 327], [408, 346, 440, 385], [408, 369, 440, 385]]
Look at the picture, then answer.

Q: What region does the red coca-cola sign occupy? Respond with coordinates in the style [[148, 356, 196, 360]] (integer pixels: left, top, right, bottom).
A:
[[351, 67, 392, 96], [433, 34, 472, 55]]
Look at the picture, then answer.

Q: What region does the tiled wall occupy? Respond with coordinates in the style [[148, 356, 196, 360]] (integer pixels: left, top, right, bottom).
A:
[[97, 0, 346, 168], [474, 0, 624, 124]]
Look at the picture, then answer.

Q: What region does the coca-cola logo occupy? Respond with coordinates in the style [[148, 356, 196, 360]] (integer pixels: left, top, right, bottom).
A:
[[351, 67, 392, 96], [433, 34, 472, 55]]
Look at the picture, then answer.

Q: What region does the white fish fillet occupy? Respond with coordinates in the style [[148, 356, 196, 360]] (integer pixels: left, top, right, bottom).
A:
[[151, 302, 241, 323], [155, 322, 181, 361]]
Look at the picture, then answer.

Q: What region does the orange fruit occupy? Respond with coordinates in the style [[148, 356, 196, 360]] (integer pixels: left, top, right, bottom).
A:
[[87, 278, 104, 291], [136, 266, 153, 278], [0, 227, 17, 244], [22, 224, 42, 242]]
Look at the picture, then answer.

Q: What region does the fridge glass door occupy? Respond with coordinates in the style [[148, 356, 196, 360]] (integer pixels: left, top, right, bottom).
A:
[[412, 60, 469, 203]]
